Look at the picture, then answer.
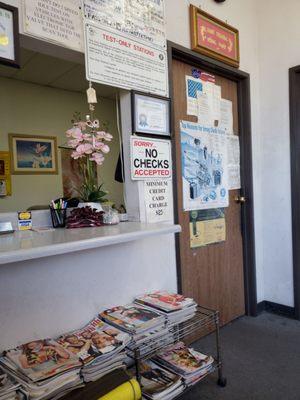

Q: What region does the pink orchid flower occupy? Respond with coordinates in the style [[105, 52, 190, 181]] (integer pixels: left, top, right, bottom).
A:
[[90, 152, 105, 165], [68, 139, 81, 148], [76, 143, 93, 155]]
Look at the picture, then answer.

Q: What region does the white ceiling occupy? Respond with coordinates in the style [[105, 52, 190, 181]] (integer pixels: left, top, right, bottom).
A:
[[0, 47, 119, 99]]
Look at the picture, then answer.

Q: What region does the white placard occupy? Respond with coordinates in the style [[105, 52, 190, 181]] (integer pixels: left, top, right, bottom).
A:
[[83, 0, 166, 50], [220, 99, 233, 134], [227, 134, 241, 189], [85, 23, 168, 96], [144, 180, 172, 223], [131, 136, 172, 180], [23, 0, 84, 51], [197, 91, 213, 126], [134, 94, 170, 135], [202, 81, 222, 122], [181, 121, 229, 211], [0, 6, 15, 61]]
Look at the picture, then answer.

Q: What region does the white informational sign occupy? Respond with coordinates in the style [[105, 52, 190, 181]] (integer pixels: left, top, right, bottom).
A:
[[85, 23, 168, 96], [186, 75, 203, 116], [202, 81, 221, 122], [134, 93, 170, 136], [197, 91, 213, 126], [0, 6, 15, 61], [23, 0, 83, 51], [131, 136, 172, 180], [84, 0, 166, 50], [180, 121, 229, 211], [143, 180, 172, 223], [227, 134, 241, 189], [220, 99, 233, 134]]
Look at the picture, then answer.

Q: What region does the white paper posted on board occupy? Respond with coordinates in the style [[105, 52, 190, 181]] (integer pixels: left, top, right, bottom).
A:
[[227, 135, 241, 189]]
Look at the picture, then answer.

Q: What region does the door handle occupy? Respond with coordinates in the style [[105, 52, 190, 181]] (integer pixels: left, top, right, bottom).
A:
[[235, 196, 246, 204]]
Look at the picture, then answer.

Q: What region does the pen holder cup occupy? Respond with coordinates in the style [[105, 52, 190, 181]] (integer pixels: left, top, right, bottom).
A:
[[50, 207, 67, 228]]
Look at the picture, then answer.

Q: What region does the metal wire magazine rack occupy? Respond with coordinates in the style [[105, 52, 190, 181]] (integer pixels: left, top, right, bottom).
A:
[[127, 305, 227, 398]]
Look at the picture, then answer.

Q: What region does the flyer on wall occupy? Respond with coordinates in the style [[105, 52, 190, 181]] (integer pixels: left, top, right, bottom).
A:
[[180, 120, 229, 211], [190, 208, 226, 248]]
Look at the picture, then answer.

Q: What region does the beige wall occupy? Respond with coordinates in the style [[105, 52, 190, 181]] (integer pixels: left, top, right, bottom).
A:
[[0, 77, 123, 212]]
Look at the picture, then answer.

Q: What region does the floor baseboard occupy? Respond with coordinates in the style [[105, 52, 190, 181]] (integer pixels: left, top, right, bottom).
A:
[[257, 301, 296, 319]]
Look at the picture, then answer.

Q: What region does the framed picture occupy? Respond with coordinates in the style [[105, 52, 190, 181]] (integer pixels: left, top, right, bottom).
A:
[[0, 2, 20, 68], [132, 91, 171, 137], [9, 134, 58, 174], [0, 151, 11, 195], [190, 5, 239, 68]]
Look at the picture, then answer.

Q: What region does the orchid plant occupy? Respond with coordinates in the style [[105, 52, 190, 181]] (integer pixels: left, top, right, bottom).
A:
[[66, 113, 113, 203]]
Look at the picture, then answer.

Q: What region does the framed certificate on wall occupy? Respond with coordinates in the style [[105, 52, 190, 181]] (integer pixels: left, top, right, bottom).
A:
[[0, 2, 20, 68], [132, 91, 171, 137]]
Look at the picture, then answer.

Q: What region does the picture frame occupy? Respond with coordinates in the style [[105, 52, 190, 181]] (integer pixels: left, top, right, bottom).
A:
[[0, 2, 20, 68], [9, 134, 58, 175], [190, 5, 239, 68], [0, 151, 12, 195], [132, 91, 171, 137]]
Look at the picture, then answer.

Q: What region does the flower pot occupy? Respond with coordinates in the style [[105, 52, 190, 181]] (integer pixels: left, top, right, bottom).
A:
[[78, 202, 103, 212]]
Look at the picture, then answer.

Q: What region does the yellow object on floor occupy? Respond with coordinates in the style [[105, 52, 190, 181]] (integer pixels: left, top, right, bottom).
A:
[[98, 379, 141, 400]]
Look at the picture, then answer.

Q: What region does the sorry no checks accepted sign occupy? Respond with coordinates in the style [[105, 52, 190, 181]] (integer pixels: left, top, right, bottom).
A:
[[130, 136, 172, 180]]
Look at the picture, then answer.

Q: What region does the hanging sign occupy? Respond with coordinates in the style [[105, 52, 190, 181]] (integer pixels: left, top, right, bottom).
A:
[[181, 120, 229, 211], [144, 180, 172, 223], [84, 0, 166, 51], [83, 0, 168, 96], [190, 6, 239, 68], [84, 23, 168, 96], [130, 136, 172, 180], [23, 0, 83, 52]]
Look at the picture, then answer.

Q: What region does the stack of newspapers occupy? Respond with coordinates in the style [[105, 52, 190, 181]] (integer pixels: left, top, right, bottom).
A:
[[0, 368, 20, 400], [0, 339, 83, 400], [153, 342, 214, 387], [57, 317, 130, 382], [134, 291, 197, 326]]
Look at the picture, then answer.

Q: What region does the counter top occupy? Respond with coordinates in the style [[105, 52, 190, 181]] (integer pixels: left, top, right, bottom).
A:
[[0, 222, 181, 265]]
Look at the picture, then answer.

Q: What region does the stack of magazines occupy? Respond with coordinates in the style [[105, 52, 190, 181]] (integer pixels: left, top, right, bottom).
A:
[[100, 304, 166, 340], [0, 368, 20, 400], [57, 317, 130, 382], [134, 291, 197, 325], [0, 339, 83, 399], [153, 342, 214, 387], [135, 360, 184, 400]]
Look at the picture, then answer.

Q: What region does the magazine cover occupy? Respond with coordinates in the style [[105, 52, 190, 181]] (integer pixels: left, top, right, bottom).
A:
[[135, 292, 195, 312], [100, 305, 164, 331], [138, 360, 182, 397], [4, 339, 81, 382], [57, 318, 130, 364], [155, 342, 214, 374]]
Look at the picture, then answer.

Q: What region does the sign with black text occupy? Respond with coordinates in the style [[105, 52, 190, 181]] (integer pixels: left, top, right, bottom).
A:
[[130, 137, 172, 180], [144, 180, 172, 223], [23, 0, 83, 51]]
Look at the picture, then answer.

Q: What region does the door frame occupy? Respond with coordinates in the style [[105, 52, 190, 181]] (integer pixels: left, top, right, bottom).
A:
[[167, 41, 257, 317], [289, 65, 300, 319]]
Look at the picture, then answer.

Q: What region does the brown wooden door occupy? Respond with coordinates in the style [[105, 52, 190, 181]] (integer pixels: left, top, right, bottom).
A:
[[172, 58, 245, 325]]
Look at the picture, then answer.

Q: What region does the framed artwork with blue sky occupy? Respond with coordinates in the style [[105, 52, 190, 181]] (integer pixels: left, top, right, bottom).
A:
[[9, 134, 58, 174]]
